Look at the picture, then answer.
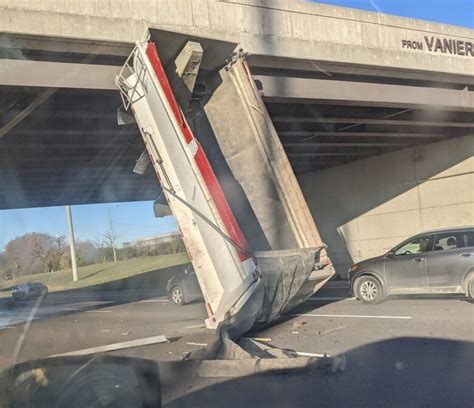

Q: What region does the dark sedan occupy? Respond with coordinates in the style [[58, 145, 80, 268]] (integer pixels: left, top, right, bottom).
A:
[[166, 266, 203, 306], [349, 226, 474, 304], [12, 282, 49, 301]]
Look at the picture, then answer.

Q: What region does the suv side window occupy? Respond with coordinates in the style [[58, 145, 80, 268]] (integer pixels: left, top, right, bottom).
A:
[[433, 232, 466, 251], [460, 230, 474, 248], [394, 234, 433, 256]]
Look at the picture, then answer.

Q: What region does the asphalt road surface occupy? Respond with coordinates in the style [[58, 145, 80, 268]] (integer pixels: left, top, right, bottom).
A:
[[0, 282, 472, 407]]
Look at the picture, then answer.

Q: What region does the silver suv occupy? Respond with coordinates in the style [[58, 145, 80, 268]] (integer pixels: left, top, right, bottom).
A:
[[349, 227, 474, 304]]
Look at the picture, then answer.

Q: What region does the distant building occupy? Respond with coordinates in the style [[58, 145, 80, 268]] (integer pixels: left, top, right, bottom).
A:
[[131, 232, 181, 249]]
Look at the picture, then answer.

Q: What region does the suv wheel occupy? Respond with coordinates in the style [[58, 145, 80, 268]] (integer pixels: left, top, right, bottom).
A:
[[171, 286, 185, 306], [468, 277, 474, 300], [355, 276, 384, 304]]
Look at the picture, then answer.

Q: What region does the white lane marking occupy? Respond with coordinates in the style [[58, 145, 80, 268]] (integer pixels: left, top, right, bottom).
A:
[[293, 351, 329, 358], [185, 324, 205, 329], [290, 313, 412, 320], [308, 297, 355, 301], [139, 299, 169, 303], [51, 334, 169, 357], [85, 310, 112, 313]]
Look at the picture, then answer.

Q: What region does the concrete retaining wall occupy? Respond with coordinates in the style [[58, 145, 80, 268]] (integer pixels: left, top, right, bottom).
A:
[[298, 136, 474, 278]]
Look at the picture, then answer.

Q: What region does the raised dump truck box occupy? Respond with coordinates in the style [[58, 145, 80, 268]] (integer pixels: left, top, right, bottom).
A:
[[116, 34, 334, 333]]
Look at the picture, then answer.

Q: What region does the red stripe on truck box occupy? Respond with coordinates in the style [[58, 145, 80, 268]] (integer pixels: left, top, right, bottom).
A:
[[145, 42, 251, 262]]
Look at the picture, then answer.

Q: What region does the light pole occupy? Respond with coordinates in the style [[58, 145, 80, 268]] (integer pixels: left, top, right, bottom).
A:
[[65, 206, 78, 281], [108, 205, 119, 263]]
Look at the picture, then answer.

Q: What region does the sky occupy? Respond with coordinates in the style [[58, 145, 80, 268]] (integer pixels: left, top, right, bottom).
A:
[[311, 0, 474, 28], [1, 0, 472, 249]]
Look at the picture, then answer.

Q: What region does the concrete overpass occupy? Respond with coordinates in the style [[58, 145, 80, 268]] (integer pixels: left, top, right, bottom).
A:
[[1, 0, 473, 275]]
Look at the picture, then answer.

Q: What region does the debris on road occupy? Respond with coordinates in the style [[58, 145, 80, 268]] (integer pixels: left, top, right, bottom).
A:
[[186, 342, 208, 347], [159, 353, 347, 378], [121, 331, 131, 336], [292, 320, 307, 331], [331, 355, 346, 373], [292, 351, 328, 358], [321, 325, 347, 335], [244, 337, 272, 343]]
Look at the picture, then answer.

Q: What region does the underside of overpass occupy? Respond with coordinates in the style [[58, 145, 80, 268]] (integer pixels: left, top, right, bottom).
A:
[[1, 32, 473, 210]]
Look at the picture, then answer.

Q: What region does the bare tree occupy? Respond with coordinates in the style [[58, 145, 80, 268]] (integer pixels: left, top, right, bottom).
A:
[[102, 229, 118, 250], [4, 233, 69, 276], [94, 231, 118, 262], [0, 251, 7, 277]]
